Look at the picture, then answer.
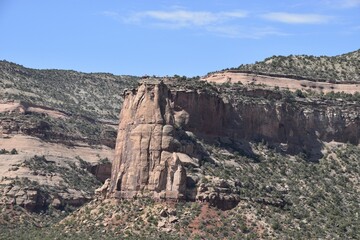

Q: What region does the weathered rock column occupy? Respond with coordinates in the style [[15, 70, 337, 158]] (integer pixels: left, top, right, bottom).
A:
[[109, 81, 187, 200]]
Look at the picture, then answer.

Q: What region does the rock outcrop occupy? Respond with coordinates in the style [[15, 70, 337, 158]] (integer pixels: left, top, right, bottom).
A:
[[171, 87, 360, 158], [0, 185, 91, 211], [109, 80, 360, 203], [109, 81, 188, 200], [0, 186, 47, 211], [90, 162, 112, 183]]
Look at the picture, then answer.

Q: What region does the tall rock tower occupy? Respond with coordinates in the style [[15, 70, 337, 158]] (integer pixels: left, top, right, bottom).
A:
[[109, 81, 187, 200]]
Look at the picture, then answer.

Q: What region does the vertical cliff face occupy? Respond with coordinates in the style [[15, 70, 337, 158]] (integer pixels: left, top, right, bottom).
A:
[[109, 81, 187, 200], [230, 99, 360, 155], [109, 81, 360, 201], [171, 89, 360, 156], [171, 91, 234, 136]]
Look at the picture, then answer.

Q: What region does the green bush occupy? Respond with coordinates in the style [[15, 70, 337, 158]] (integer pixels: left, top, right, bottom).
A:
[[10, 148, 18, 155]]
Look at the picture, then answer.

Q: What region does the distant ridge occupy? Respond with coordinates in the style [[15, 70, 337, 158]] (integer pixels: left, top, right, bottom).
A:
[[0, 60, 140, 121], [228, 49, 360, 83]]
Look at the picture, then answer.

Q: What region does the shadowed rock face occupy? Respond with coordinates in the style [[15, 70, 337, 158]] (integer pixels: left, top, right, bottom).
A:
[[172, 89, 360, 157], [231, 100, 360, 156], [109, 82, 187, 200]]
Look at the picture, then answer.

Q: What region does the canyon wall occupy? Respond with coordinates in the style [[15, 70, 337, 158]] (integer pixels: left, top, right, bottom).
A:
[[173, 88, 359, 156], [109, 81, 360, 200]]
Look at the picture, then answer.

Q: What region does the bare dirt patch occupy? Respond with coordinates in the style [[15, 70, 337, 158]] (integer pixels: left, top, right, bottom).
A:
[[188, 203, 222, 237]]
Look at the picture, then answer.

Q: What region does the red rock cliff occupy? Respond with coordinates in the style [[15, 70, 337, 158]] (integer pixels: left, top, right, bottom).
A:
[[109, 81, 187, 200], [109, 81, 360, 201]]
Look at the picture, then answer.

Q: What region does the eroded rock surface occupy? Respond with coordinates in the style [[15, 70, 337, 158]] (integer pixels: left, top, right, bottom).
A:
[[109, 80, 360, 206], [109, 81, 188, 200], [171, 87, 360, 156]]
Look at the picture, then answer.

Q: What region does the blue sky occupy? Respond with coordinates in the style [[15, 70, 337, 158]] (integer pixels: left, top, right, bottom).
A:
[[0, 0, 359, 76]]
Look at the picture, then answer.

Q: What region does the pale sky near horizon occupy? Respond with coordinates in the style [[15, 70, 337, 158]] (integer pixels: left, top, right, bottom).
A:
[[0, 0, 359, 76]]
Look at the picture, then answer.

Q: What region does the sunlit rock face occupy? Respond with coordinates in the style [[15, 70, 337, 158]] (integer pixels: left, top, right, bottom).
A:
[[109, 80, 360, 202], [109, 81, 187, 200]]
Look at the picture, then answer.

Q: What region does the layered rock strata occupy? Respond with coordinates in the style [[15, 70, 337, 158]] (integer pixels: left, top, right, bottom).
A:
[[109, 80, 360, 201], [172, 88, 360, 155]]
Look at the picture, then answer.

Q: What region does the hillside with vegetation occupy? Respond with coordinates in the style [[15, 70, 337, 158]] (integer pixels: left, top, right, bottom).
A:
[[0, 60, 139, 120], [1, 52, 360, 240], [2, 78, 360, 239], [233, 49, 360, 83], [0, 61, 140, 146], [0, 61, 139, 233]]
